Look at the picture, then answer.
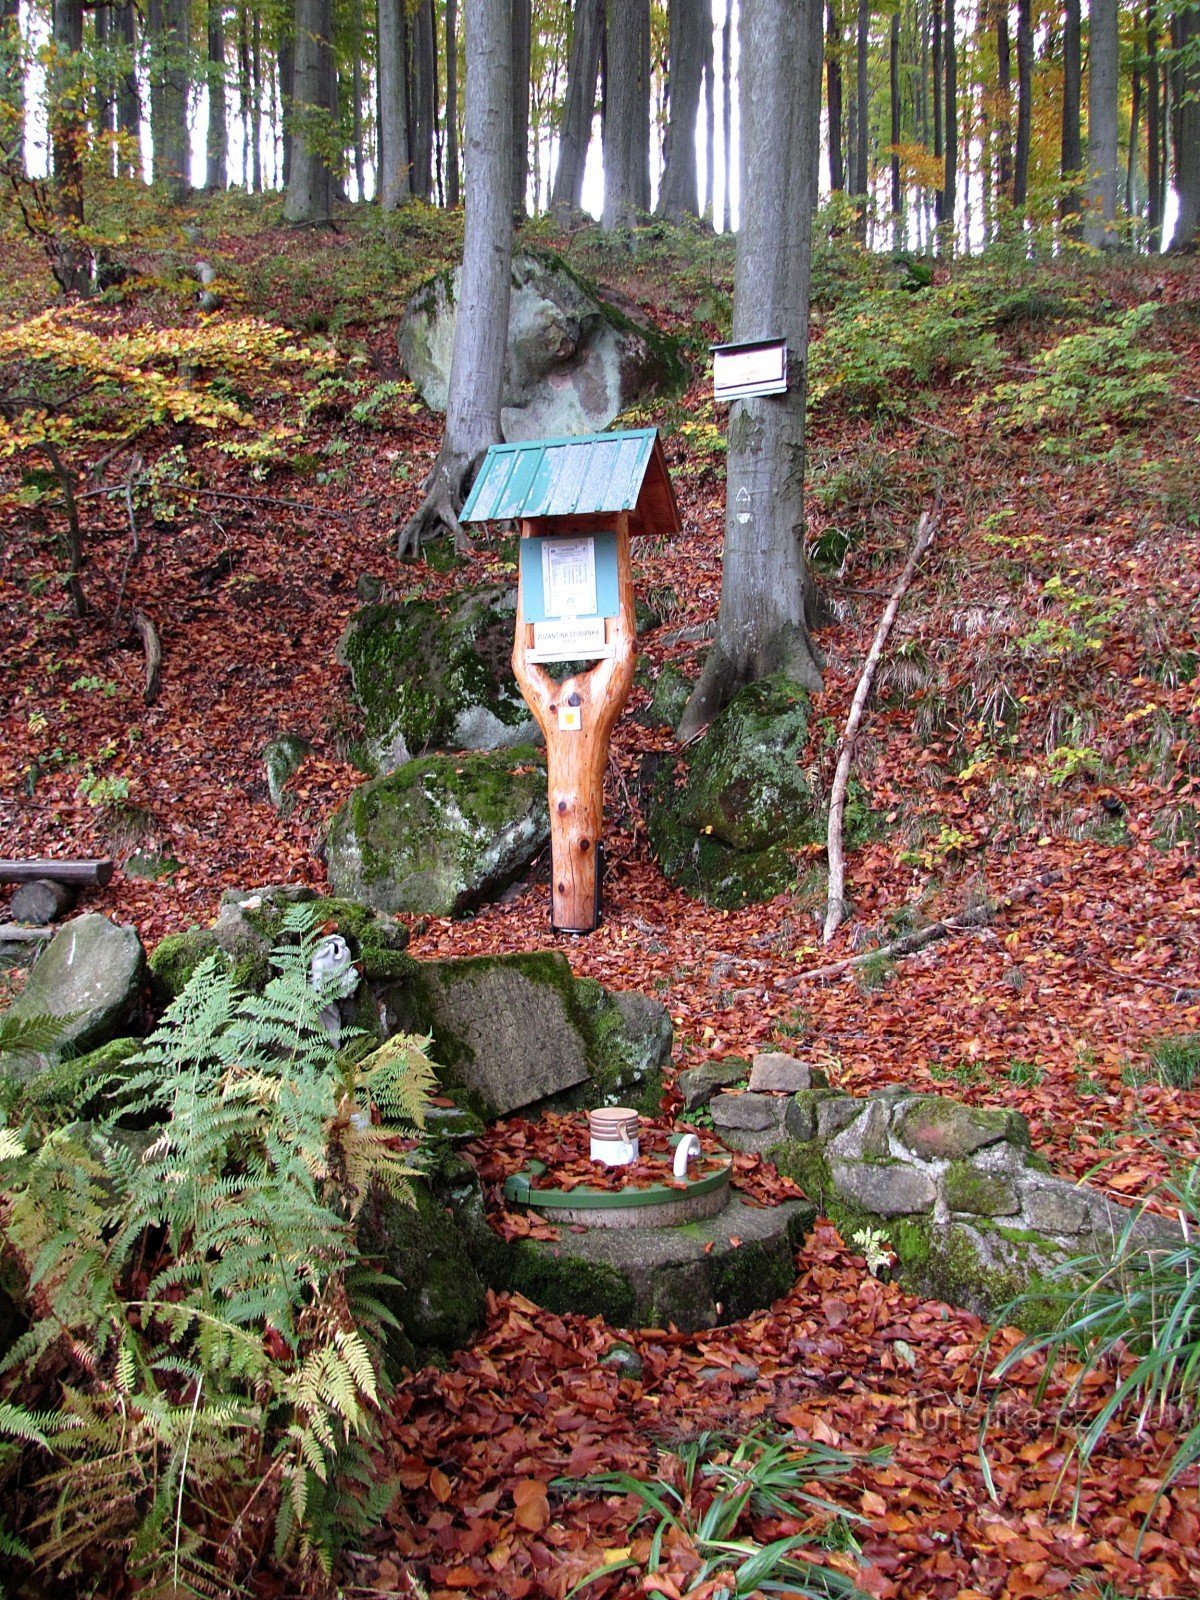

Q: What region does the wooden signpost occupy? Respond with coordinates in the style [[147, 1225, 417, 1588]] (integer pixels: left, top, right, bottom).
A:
[[461, 429, 681, 933]]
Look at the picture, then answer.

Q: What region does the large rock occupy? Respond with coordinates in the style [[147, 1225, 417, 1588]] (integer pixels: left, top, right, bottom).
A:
[[326, 748, 550, 917], [338, 585, 537, 775], [3, 914, 145, 1078], [643, 677, 828, 908], [398, 250, 686, 441], [378, 949, 672, 1117]]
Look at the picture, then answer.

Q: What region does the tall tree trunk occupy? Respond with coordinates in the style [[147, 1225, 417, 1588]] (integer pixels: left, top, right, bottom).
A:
[[94, 4, 112, 147], [551, 0, 603, 214], [1169, 0, 1200, 250], [853, 0, 869, 229], [702, 14, 714, 220], [352, 0, 365, 198], [1084, 0, 1119, 246], [410, 0, 435, 198], [678, 0, 824, 742], [603, 0, 651, 228], [398, 0, 513, 554], [931, 0, 942, 220], [251, 7, 262, 191], [148, 0, 191, 201], [207, 0, 227, 190], [50, 0, 90, 295], [827, 0, 845, 192], [890, 5, 901, 215], [114, 1, 140, 167], [238, 3, 251, 185], [429, 0, 442, 204], [1060, 0, 1081, 221], [445, 0, 460, 204], [2, 0, 25, 174], [1013, 0, 1031, 206], [278, 16, 294, 187], [721, 0, 732, 226], [1126, 48, 1142, 216], [994, 0, 1011, 203], [512, 0, 530, 214], [283, 0, 334, 222], [942, 0, 956, 240], [378, 0, 412, 206], [658, 0, 706, 221], [1146, 0, 1161, 248]]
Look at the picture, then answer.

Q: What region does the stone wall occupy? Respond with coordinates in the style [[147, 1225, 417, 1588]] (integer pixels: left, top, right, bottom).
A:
[[697, 1056, 1180, 1320]]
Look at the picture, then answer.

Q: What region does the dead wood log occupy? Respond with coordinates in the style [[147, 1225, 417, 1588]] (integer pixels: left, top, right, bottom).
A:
[[823, 508, 938, 946], [132, 610, 161, 704], [1, 859, 115, 887], [798, 871, 1063, 983], [10, 879, 78, 924]]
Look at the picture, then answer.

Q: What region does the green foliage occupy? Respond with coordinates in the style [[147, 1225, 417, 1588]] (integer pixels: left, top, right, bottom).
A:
[[1145, 1033, 1200, 1090], [986, 1155, 1200, 1529], [0, 906, 437, 1595], [557, 1429, 888, 1598]]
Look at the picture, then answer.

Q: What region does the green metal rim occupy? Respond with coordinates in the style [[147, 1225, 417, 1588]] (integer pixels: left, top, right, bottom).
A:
[[503, 1153, 732, 1211]]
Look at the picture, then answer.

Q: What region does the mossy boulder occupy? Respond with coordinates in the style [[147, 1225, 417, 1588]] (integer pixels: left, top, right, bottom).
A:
[[339, 585, 536, 774], [378, 949, 671, 1117], [643, 677, 827, 908], [398, 250, 687, 442], [19, 1035, 144, 1122], [149, 928, 231, 1005], [893, 1098, 1031, 1162], [325, 748, 550, 917], [3, 914, 145, 1080]]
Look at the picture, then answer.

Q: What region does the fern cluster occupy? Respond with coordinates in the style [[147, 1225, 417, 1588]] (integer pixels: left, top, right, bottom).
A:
[[0, 904, 436, 1597]]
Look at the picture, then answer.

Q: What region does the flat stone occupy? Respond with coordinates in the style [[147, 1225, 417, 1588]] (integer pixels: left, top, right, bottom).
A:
[[4, 914, 145, 1078], [1023, 1182, 1091, 1235], [600, 1342, 644, 1381], [508, 1192, 815, 1332], [784, 1095, 816, 1140], [710, 1091, 786, 1133], [943, 1161, 1021, 1217], [816, 1096, 866, 1142], [677, 1057, 749, 1110], [826, 1100, 890, 1162], [748, 1052, 826, 1093], [893, 1097, 1030, 1162], [831, 1160, 937, 1217]]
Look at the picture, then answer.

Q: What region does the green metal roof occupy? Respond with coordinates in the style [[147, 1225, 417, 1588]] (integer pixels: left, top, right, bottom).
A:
[[459, 427, 680, 535]]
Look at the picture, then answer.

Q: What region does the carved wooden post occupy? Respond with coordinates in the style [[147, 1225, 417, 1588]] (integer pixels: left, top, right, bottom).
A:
[[512, 513, 637, 931]]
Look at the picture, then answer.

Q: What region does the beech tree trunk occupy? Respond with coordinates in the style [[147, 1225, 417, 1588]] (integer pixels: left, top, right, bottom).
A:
[[1061, 0, 1081, 190], [702, 15, 714, 220], [852, 0, 869, 235], [1146, 0, 1161, 248], [942, 0, 956, 241], [1169, 0, 1200, 251], [678, 0, 824, 742], [993, 0, 1011, 204], [398, 0, 513, 555], [551, 0, 603, 214], [50, 0, 90, 294], [1013, 0, 1031, 206], [351, 0, 366, 199], [378, 0, 411, 207], [931, 0, 942, 220], [721, 0, 732, 227], [148, 0, 190, 200], [1084, 0, 1119, 246], [658, 0, 706, 222], [889, 6, 900, 216], [603, 0, 651, 229], [511, 0, 530, 214], [283, 0, 334, 223], [115, 1, 140, 160], [207, 0, 228, 190], [410, 0, 435, 198], [827, 0, 845, 193], [445, 0, 460, 204]]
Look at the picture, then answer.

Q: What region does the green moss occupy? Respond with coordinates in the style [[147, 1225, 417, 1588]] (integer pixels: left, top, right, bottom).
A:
[[148, 929, 230, 1004], [21, 1035, 144, 1122], [943, 1161, 1019, 1216], [507, 1240, 638, 1326], [307, 897, 412, 980]]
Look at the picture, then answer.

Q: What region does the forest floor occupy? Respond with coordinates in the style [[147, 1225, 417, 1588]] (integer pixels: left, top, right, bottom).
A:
[[1, 196, 1199, 1598]]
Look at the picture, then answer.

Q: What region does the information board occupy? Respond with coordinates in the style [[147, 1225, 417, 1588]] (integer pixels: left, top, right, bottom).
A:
[[520, 531, 620, 664], [712, 338, 789, 402]]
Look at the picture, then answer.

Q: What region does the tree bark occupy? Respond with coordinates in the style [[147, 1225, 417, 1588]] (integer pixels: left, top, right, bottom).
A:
[[678, 0, 824, 742], [1083, 0, 1119, 246], [889, 6, 900, 216], [603, 0, 651, 229], [278, 14, 294, 188], [826, 0, 845, 192], [378, 0, 411, 207], [352, 0, 366, 199], [410, 0, 435, 198], [1169, 0, 1200, 251], [114, 1, 140, 162], [993, 0, 1011, 204], [942, 0, 956, 242], [206, 0, 228, 190], [702, 14, 714, 220], [445, 0, 460, 204], [283, 0, 334, 223], [148, 0, 190, 200], [931, 0, 942, 220], [1125, 50, 1141, 216], [1013, 0, 1031, 207], [511, 0, 530, 214], [1146, 0, 1161, 248], [658, 0, 706, 221], [721, 0, 732, 228], [251, 8, 263, 192], [48, 0, 91, 295], [551, 0, 603, 214], [398, 0, 513, 555]]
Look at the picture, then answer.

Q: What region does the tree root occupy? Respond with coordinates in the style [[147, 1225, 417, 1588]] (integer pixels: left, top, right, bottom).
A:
[[397, 447, 478, 559]]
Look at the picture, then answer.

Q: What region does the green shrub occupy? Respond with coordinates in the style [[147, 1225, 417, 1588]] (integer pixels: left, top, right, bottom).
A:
[[0, 905, 436, 1595]]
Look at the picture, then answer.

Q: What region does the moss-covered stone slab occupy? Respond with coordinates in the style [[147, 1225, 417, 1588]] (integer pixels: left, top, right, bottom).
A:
[[677, 1057, 749, 1111], [326, 747, 550, 917], [4, 914, 145, 1079], [894, 1098, 1030, 1162], [506, 1194, 815, 1332], [148, 928, 230, 1004], [643, 677, 827, 908], [262, 732, 313, 810], [832, 1159, 936, 1217], [943, 1160, 1021, 1217], [338, 585, 537, 774]]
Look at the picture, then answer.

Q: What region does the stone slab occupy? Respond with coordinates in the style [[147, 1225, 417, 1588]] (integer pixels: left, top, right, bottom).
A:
[[748, 1052, 824, 1093], [831, 1159, 936, 1217], [4, 913, 144, 1076]]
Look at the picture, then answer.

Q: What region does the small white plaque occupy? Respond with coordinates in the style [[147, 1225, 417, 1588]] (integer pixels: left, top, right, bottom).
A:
[[558, 705, 583, 732], [529, 616, 612, 664], [541, 536, 597, 618], [712, 339, 789, 402]]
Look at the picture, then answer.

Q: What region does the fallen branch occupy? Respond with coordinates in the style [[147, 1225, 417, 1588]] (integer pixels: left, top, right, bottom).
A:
[[823, 508, 938, 945], [799, 871, 1063, 983], [132, 610, 161, 705]]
